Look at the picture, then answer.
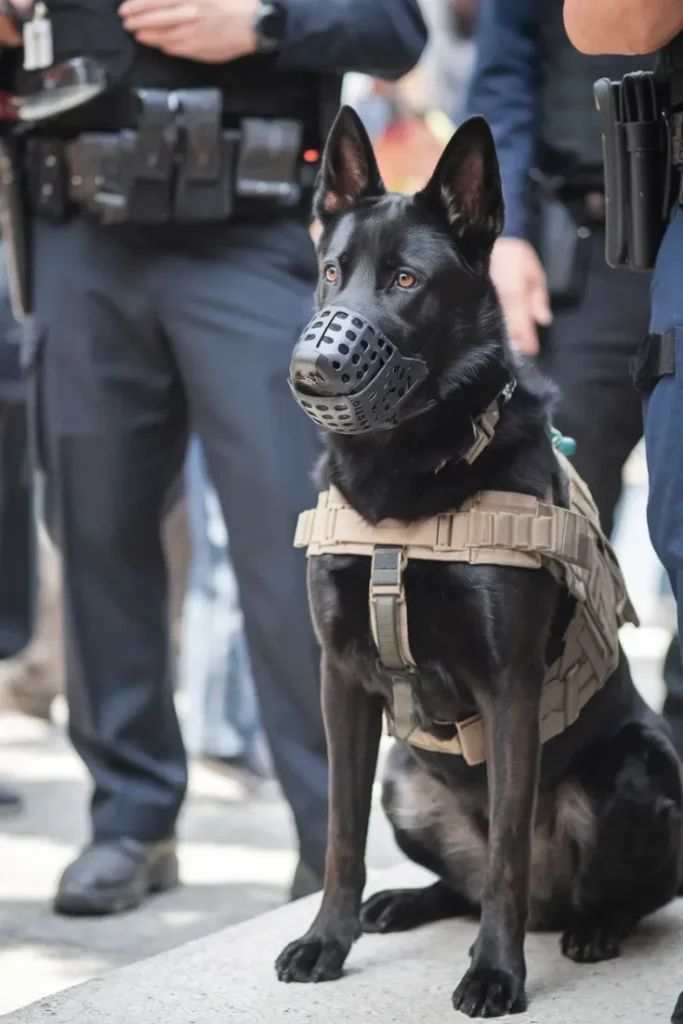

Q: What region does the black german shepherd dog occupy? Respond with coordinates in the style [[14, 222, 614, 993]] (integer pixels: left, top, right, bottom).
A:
[[275, 107, 683, 1017]]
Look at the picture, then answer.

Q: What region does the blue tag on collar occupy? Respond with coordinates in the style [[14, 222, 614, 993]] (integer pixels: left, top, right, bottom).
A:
[[550, 426, 577, 457]]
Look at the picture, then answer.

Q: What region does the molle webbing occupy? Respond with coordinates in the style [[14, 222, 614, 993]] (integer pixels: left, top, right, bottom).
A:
[[295, 485, 593, 569], [294, 455, 638, 765]]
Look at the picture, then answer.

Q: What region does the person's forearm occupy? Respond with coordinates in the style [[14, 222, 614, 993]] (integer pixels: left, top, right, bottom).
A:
[[278, 0, 428, 81], [465, 0, 539, 240], [0, 18, 21, 45], [0, 0, 34, 48], [564, 0, 683, 55]]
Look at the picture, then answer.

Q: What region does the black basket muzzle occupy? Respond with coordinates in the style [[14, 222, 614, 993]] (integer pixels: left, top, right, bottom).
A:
[[288, 306, 430, 434]]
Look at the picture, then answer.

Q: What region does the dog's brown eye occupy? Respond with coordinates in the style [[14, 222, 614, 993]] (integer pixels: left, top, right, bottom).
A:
[[396, 271, 416, 289], [324, 265, 339, 284]]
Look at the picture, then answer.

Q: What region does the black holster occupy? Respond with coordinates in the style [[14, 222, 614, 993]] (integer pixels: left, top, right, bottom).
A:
[[593, 72, 669, 271], [631, 328, 677, 394], [529, 168, 602, 306]]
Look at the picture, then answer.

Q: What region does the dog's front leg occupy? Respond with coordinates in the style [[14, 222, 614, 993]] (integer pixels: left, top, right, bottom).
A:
[[276, 654, 383, 983], [452, 678, 542, 1017]]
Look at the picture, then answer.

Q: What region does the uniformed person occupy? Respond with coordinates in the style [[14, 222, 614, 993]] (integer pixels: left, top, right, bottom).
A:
[[563, 4, 683, 1016], [0, 237, 33, 815], [467, 0, 683, 753], [0, 0, 427, 913]]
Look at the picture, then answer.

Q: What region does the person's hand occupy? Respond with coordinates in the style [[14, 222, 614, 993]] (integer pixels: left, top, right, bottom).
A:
[[489, 237, 552, 357], [119, 0, 259, 63], [0, 17, 21, 46], [450, 0, 479, 39], [0, 0, 35, 47]]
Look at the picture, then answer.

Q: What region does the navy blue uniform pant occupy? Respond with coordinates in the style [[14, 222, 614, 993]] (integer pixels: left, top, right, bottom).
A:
[[32, 215, 328, 874], [645, 208, 683, 650], [0, 241, 34, 660], [540, 227, 650, 537]]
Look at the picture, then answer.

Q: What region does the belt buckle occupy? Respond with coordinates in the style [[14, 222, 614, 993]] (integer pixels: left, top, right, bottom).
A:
[[370, 546, 405, 597]]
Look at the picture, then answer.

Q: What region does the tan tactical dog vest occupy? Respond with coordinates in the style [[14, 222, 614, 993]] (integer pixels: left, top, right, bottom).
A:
[[294, 452, 638, 766]]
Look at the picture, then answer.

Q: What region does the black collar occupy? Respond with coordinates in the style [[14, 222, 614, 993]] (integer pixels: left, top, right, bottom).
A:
[[435, 376, 517, 473]]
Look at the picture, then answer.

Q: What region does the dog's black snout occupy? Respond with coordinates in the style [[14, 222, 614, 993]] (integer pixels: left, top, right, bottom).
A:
[[290, 307, 391, 397]]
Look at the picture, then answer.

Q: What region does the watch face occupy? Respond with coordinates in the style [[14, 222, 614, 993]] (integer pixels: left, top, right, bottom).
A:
[[257, 2, 286, 48]]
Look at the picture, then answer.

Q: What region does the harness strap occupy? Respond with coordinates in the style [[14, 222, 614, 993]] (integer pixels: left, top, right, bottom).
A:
[[295, 485, 594, 572], [461, 379, 517, 465], [462, 397, 501, 464], [390, 658, 602, 766], [369, 547, 415, 671], [368, 547, 416, 741]]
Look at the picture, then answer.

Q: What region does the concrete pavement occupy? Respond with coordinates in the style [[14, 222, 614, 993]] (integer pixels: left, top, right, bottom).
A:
[[4, 861, 683, 1024], [0, 711, 402, 1017], [0, 620, 669, 1020]]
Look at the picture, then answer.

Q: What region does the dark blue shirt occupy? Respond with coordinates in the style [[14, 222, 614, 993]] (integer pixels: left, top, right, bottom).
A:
[[466, 0, 540, 239], [280, 0, 429, 82]]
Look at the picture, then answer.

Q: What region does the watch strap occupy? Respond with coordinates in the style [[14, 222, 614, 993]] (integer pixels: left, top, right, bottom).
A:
[[253, 1, 286, 53]]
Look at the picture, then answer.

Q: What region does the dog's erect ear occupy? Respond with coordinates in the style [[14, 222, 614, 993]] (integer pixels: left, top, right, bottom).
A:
[[417, 116, 504, 246], [314, 105, 385, 222]]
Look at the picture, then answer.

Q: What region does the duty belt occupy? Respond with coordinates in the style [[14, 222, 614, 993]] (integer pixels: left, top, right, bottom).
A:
[[23, 87, 316, 225], [294, 453, 638, 765]]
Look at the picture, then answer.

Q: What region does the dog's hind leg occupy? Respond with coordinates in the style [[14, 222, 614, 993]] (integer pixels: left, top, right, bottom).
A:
[[561, 721, 683, 964], [361, 747, 483, 934], [361, 879, 472, 933]]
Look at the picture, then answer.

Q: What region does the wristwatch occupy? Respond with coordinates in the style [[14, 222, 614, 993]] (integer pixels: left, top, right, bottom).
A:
[[252, 1, 287, 53]]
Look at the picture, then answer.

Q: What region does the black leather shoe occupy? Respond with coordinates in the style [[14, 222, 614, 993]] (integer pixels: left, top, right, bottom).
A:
[[54, 838, 179, 916]]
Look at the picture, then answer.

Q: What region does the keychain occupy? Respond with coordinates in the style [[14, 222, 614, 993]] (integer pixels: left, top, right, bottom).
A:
[[23, 2, 53, 72]]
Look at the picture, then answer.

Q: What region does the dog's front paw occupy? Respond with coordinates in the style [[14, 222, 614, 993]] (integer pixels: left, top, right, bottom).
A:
[[275, 934, 351, 983], [452, 963, 527, 1018], [561, 917, 623, 964]]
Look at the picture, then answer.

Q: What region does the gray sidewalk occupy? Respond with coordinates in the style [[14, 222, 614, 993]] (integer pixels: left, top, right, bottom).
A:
[[5, 863, 683, 1024], [0, 712, 402, 1016]]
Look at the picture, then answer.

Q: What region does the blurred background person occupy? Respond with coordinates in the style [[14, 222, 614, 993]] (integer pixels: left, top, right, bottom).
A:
[[466, 0, 683, 750], [0, 238, 34, 813], [179, 437, 269, 781], [422, 0, 477, 121], [343, 0, 477, 160]]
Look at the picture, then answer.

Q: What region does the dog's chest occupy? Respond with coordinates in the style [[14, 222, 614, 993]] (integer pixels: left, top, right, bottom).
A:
[[310, 554, 485, 723]]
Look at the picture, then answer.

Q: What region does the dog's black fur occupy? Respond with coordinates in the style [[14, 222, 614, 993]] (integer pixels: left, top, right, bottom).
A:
[[275, 108, 683, 1017]]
